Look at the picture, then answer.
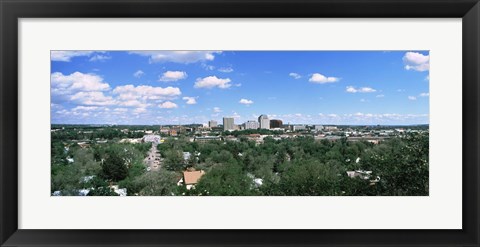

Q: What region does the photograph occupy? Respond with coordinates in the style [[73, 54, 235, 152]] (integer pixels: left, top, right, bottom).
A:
[[50, 50, 429, 196]]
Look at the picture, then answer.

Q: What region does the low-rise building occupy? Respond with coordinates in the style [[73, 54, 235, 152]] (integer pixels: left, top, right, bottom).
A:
[[194, 136, 222, 143], [181, 170, 206, 190], [292, 125, 306, 131], [143, 135, 161, 143]]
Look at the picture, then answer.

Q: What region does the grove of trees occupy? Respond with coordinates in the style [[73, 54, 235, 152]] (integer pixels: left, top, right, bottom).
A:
[[52, 127, 429, 196]]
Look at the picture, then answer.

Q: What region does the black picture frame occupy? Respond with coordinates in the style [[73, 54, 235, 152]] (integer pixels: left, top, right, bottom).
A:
[[1, 0, 479, 246]]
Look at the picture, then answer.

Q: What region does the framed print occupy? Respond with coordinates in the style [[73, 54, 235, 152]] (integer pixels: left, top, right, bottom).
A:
[[1, 0, 479, 246]]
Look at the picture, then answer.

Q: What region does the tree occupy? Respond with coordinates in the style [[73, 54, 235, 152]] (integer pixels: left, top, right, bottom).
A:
[[135, 171, 178, 196], [101, 150, 128, 182], [270, 159, 341, 196], [164, 149, 184, 171], [195, 163, 257, 196]]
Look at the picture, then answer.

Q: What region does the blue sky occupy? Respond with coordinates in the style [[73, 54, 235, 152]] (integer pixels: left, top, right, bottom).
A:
[[51, 51, 429, 125]]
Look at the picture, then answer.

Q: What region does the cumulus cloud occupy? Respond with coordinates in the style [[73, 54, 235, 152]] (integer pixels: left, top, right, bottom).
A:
[[51, 51, 94, 62], [201, 64, 215, 71], [194, 76, 232, 89], [308, 73, 339, 84], [419, 93, 430, 97], [289, 72, 301, 79], [159, 71, 188, 82], [218, 67, 234, 73], [182, 96, 198, 105], [239, 98, 254, 105], [89, 54, 111, 62], [403, 52, 430, 71], [346, 86, 377, 93], [51, 72, 110, 96], [213, 107, 222, 113], [133, 70, 144, 78], [114, 108, 128, 112], [70, 92, 116, 106], [113, 85, 181, 101], [71, 106, 99, 111], [159, 101, 178, 109], [119, 100, 149, 108], [408, 96, 417, 100], [376, 94, 385, 98], [129, 51, 221, 64], [133, 108, 147, 114]]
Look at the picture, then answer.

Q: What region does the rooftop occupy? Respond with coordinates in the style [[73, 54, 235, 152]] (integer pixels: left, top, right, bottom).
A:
[[183, 170, 205, 185]]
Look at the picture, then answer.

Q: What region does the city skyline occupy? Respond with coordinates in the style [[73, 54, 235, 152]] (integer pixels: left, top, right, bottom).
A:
[[51, 51, 429, 125]]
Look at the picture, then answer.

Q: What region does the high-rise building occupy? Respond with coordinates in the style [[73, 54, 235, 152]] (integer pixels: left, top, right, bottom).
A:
[[258, 114, 270, 129], [244, 120, 260, 130], [208, 120, 218, 128], [270, 119, 283, 128], [223, 117, 235, 131]]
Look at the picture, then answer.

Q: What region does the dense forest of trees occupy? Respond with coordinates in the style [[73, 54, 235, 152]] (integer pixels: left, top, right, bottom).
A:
[[51, 128, 428, 196]]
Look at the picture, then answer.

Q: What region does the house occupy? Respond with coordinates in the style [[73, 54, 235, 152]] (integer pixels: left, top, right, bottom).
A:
[[346, 170, 380, 185], [183, 152, 191, 162], [346, 170, 372, 180], [181, 170, 205, 190]]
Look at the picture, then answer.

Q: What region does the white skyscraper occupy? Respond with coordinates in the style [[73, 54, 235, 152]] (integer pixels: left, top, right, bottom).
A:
[[208, 120, 218, 128], [244, 120, 260, 130], [258, 114, 270, 129], [223, 117, 235, 131]]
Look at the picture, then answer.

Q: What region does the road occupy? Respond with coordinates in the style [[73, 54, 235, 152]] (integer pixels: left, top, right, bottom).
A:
[[144, 142, 161, 172]]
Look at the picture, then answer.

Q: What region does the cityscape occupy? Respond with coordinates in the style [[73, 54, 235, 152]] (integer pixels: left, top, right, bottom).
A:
[[51, 51, 429, 196]]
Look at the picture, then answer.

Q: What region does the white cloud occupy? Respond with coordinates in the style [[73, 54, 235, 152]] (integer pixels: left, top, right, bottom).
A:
[[159, 71, 188, 82], [70, 92, 116, 106], [72, 106, 99, 111], [201, 64, 216, 71], [129, 51, 221, 64], [182, 96, 198, 105], [376, 94, 385, 98], [89, 54, 111, 62], [231, 112, 241, 119], [419, 92, 430, 97], [218, 67, 234, 73], [133, 108, 147, 114], [159, 101, 178, 109], [213, 107, 222, 113], [114, 108, 128, 112], [289, 72, 301, 79], [403, 52, 430, 71], [308, 73, 339, 84], [113, 85, 181, 101], [133, 70, 144, 78], [51, 72, 110, 96], [346, 86, 377, 93], [194, 76, 232, 89], [51, 51, 94, 62], [239, 98, 254, 105], [408, 96, 417, 101], [119, 100, 149, 108]]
